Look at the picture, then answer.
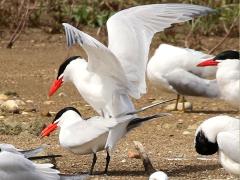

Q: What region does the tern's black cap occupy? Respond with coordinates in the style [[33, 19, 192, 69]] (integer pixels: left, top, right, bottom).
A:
[[214, 50, 239, 61], [57, 56, 81, 79], [53, 107, 82, 123]]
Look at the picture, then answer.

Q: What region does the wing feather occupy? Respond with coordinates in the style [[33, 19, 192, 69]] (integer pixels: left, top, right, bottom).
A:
[[62, 23, 128, 89], [107, 4, 213, 97]]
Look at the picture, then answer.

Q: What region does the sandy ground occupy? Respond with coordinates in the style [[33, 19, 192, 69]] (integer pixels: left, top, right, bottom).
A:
[[0, 28, 239, 180]]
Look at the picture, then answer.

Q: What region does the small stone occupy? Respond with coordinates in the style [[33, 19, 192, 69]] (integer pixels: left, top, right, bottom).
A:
[[1, 100, 19, 113], [0, 94, 8, 101], [43, 101, 54, 105], [15, 99, 26, 106], [165, 102, 192, 111], [58, 92, 67, 97], [26, 100, 34, 103], [0, 116, 4, 119], [182, 131, 191, 135], [128, 151, 140, 159], [21, 111, 29, 115], [121, 159, 126, 163]]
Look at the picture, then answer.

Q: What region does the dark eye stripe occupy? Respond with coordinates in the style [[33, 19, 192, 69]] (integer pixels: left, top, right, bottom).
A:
[[57, 56, 82, 79], [53, 107, 82, 123]]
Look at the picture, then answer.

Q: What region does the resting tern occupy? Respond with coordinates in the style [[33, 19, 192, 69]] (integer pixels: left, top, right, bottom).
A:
[[197, 50, 240, 107], [41, 103, 169, 174], [0, 143, 45, 158], [147, 44, 219, 111], [48, 4, 213, 117], [0, 147, 88, 180], [195, 115, 240, 176]]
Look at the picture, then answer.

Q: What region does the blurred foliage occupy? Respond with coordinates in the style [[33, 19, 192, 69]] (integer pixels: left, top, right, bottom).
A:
[[0, 0, 239, 36]]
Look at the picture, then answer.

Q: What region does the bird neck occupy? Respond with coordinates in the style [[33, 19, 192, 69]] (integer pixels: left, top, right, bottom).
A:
[[64, 59, 88, 83]]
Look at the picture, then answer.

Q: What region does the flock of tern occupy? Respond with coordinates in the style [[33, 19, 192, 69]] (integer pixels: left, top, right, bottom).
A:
[[1, 3, 239, 180]]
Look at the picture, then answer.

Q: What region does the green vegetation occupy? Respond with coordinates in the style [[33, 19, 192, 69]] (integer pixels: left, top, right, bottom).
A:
[[0, 0, 239, 36]]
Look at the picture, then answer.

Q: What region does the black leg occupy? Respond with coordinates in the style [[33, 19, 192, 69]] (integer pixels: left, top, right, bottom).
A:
[[89, 153, 97, 175], [104, 150, 111, 175]]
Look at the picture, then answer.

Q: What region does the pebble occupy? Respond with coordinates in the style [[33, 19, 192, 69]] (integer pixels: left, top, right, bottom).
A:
[[0, 94, 8, 101], [182, 131, 191, 135], [43, 101, 55, 105], [0, 100, 19, 113], [15, 99, 26, 106], [0, 116, 4, 119], [164, 102, 192, 111], [128, 151, 140, 159], [121, 159, 126, 163], [58, 92, 67, 97], [21, 111, 29, 115], [26, 100, 34, 103]]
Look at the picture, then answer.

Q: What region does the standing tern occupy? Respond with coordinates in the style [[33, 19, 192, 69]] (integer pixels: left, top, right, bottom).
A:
[[195, 115, 240, 176], [41, 104, 169, 174], [197, 50, 240, 107], [147, 44, 219, 111], [48, 4, 213, 117]]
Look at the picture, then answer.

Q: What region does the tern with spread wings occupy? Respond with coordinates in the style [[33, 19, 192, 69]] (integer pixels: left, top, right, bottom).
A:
[[48, 4, 213, 117]]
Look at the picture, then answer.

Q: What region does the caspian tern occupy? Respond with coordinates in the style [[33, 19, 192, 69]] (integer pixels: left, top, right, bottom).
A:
[[195, 115, 240, 176], [197, 50, 240, 107], [41, 105, 169, 175], [147, 44, 219, 111], [0, 143, 45, 158], [0, 143, 62, 161], [48, 4, 213, 117], [0, 147, 88, 180], [149, 171, 168, 180]]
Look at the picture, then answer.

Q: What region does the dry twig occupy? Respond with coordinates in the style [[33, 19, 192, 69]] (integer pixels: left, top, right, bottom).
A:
[[208, 16, 239, 54], [133, 141, 155, 175]]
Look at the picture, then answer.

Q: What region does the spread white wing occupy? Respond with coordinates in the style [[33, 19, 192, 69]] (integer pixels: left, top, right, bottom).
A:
[[107, 4, 213, 98], [62, 23, 129, 90]]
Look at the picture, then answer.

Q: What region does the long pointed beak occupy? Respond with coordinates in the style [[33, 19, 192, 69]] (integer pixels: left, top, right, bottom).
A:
[[197, 59, 219, 67], [48, 77, 63, 97], [41, 123, 58, 138]]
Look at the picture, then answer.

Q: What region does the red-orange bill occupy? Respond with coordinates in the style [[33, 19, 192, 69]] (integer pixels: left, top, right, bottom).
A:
[[197, 59, 219, 67], [48, 77, 63, 97], [41, 123, 58, 137]]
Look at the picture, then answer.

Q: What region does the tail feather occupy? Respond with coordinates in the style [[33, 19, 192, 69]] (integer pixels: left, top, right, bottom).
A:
[[127, 113, 170, 131], [20, 146, 45, 158], [125, 99, 176, 116], [28, 154, 62, 160]]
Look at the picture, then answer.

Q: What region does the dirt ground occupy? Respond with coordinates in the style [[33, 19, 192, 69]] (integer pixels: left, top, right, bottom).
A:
[[0, 28, 239, 180]]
